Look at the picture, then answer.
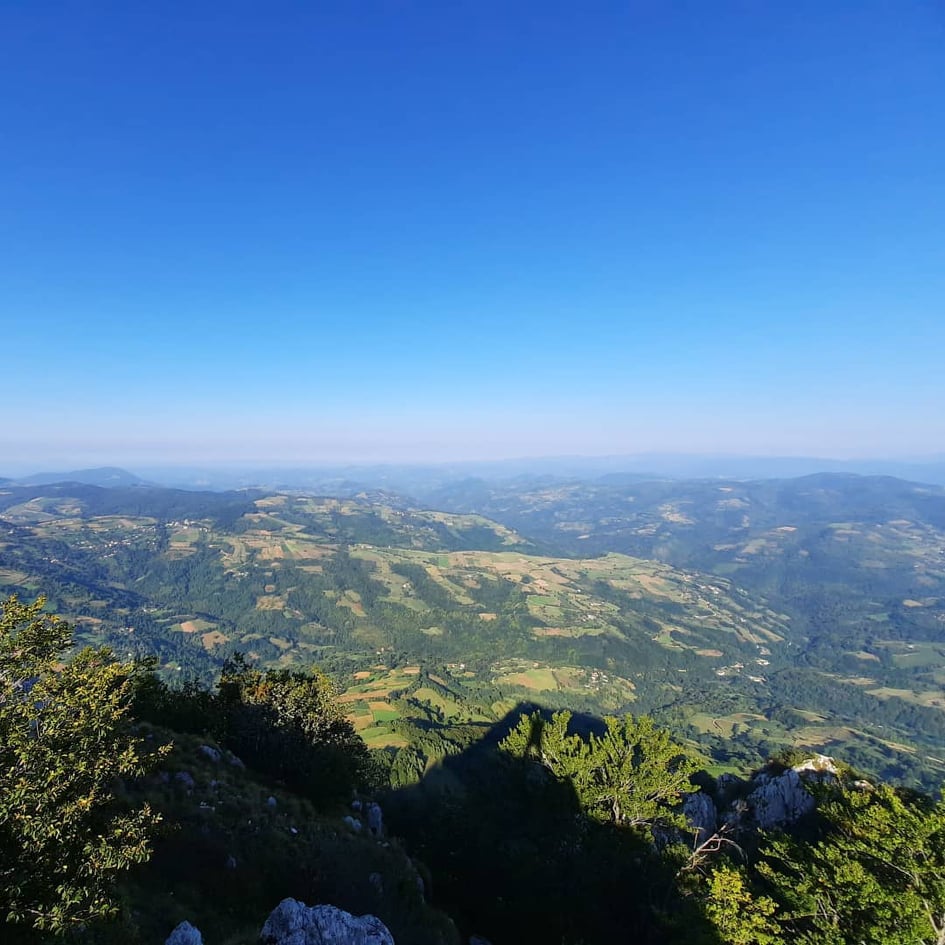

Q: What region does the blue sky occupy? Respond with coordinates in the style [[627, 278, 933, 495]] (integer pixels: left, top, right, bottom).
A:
[[2, 1, 943, 467]]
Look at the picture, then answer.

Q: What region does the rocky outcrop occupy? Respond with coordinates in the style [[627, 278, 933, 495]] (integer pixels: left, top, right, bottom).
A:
[[259, 899, 395, 945], [710, 755, 840, 833], [171, 900, 396, 945], [366, 802, 384, 837], [198, 744, 221, 763], [793, 753, 839, 777], [165, 920, 203, 945], [683, 791, 717, 845], [746, 768, 814, 829]]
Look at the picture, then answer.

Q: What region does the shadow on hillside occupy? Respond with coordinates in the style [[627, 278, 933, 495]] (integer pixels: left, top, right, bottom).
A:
[[382, 704, 723, 945]]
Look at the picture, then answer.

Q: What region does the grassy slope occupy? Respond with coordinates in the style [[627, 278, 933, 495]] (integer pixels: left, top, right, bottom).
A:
[[107, 727, 457, 945]]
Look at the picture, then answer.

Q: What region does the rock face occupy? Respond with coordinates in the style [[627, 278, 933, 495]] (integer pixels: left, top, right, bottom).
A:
[[366, 802, 384, 837], [793, 753, 839, 777], [746, 768, 815, 829], [683, 791, 717, 845], [704, 756, 841, 834], [259, 899, 395, 945], [165, 920, 204, 945]]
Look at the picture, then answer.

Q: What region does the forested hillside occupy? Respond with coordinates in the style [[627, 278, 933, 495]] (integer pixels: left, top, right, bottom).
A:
[[1, 474, 944, 790]]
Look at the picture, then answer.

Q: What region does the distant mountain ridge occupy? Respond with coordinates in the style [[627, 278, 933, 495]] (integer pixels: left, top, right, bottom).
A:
[[137, 455, 945, 491], [7, 455, 945, 492], [6, 466, 154, 488]]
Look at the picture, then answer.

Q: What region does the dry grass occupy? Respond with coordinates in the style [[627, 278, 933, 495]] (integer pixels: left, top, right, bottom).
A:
[[255, 595, 287, 611]]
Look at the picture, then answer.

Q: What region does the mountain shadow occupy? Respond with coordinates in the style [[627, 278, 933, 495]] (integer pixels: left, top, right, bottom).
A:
[[382, 704, 722, 945]]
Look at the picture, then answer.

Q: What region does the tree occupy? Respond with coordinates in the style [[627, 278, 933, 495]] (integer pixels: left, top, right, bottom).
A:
[[500, 709, 699, 833], [701, 865, 780, 945], [756, 782, 945, 945], [697, 780, 945, 945], [0, 595, 164, 938], [215, 654, 378, 803]]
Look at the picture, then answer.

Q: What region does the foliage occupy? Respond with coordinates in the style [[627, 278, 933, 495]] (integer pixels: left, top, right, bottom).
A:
[[0, 595, 164, 938], [757, 782, 945, 944], [501, 709, 699, 833], [697, 780, 945, 945], [134, 651, 380, 806], [701, 866, 780, 945], [217, 654, 377, 801], [112, 729, 457, 945]]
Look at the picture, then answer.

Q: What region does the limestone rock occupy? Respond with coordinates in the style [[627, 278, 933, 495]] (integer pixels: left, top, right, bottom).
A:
[[746, 768, 814, 829], [683, 791, 717, 845], [165, 920, 203, 945], [199, 744, 221, 763], [259, 899, 394, 945], [366, 802, 384, 837], [793, 754, 839, 776]]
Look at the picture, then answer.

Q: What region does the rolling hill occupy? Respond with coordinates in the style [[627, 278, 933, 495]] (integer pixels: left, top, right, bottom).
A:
[[1, 474, 944, 788]]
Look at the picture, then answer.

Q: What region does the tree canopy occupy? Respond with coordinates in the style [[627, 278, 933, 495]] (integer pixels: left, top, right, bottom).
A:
[[500, 709, 699, 833], [699, 780, 945, 945], [0, 595, 163, 938], [216, 654, 378, 802]]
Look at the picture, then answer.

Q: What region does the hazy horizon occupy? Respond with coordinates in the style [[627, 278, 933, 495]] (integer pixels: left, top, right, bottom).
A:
[[4, 449, 945, 484], [3, 4, 943, 464]]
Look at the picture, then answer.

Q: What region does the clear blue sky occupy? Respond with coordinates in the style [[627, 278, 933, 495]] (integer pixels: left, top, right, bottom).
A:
[[2, 1, 943, 467]]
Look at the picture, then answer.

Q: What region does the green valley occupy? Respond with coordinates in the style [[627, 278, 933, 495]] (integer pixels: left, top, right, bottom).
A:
[[2, 474, 945, 790]]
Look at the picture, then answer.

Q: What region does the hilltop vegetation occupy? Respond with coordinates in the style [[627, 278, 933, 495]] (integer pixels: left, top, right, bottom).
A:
[[0, 595, 455, 944], [0, 597, 163, 937], [4, 593, 945, 945]]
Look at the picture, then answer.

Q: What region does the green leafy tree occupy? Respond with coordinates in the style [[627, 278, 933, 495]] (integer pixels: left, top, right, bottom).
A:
[[216, 654, 378, 803], [0, 595, 163, 938], [756, 782, 945, 945], [501, 709, 699, 832], [702, 865, 780, 945], [697, 781, 945, 945]]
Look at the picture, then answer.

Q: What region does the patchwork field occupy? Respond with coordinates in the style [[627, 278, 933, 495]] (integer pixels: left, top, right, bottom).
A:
[[492, 659, 636, 710]]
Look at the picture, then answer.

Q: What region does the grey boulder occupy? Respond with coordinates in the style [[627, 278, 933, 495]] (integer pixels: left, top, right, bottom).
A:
[[747, 768, 814, 829], [260, 899, 394, 945], [165, 920, 203, 945]]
